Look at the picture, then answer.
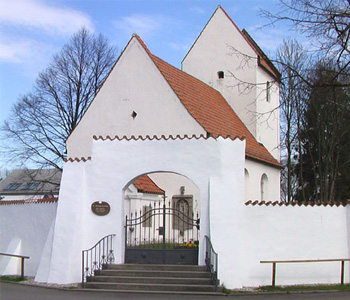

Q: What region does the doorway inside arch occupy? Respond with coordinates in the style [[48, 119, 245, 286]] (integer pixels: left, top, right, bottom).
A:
[[124, 172, 200, 264]]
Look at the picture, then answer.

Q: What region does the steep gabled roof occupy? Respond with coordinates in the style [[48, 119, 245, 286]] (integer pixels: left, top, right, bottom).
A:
[[134, 35, 281, 168], [134, 175, 165, 195]]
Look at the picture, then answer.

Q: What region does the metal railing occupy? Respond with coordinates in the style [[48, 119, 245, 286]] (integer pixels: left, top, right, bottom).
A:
[[0, 253, 30, 277], [205, 235, 218, 290], [125, 202, 200, 249], [261, 258, 350, 286], [81, 234, 116, 286]]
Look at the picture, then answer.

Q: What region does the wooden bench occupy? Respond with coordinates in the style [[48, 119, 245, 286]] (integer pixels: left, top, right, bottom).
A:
[[0, 253, 30, 277], [260, 258, 350, 286]]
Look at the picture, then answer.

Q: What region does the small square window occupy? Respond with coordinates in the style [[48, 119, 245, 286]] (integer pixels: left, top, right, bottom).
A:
[[217, 71, 225, 79]]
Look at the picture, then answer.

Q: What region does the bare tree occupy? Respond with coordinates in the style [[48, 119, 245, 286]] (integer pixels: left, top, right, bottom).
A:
[[0, 169, 11, 181], [262, 0, 350, 81], [1, 28, 118, 170], [277, 39, 310, 202], [260, 0, 350, 203]]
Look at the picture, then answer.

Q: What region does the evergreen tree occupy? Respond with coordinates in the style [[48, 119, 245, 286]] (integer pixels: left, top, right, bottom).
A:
[[296, 66, 350, 203]]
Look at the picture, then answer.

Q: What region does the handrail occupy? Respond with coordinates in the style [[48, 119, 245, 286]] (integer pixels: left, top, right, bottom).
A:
[[205, 236, 218, 290], [81, 234, 116, 286], [261, 258, 350, 286], [0, 252, 30, 277]]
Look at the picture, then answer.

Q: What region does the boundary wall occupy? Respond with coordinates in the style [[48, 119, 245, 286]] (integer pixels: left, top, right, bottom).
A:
[[0, 200, 57, 276], [225, 201, 350, 288]]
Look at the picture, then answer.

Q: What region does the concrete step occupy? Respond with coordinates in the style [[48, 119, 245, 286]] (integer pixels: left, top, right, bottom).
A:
[[88, 275, 212, 285], [104, 263, 207, 272], [79, 288, 224, 296], [96, 269, 211, 278], [83, 282, 217, 292], [84, 263, 219, 293]]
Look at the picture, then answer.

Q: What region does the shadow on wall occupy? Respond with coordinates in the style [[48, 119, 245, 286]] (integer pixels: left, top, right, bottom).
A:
[[0, 238, 22, 275]]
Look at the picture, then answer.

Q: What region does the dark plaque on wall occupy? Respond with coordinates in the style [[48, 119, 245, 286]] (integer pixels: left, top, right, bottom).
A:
[[91, 201, 110, 216]]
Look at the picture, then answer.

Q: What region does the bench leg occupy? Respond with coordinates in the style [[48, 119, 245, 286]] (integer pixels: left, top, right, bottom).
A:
[[272, 262, 276, 287]]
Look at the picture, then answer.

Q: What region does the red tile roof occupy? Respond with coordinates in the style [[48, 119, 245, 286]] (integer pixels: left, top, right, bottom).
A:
[[135, 35, 281, 168], [133, 175, 165, 195]]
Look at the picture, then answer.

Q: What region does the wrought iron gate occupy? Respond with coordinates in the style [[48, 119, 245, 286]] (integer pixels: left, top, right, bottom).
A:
[[125, 201, 200, 264]]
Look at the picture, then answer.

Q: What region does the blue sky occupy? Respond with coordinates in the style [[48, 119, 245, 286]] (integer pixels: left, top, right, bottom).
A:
[[0, 0, 292, 126]]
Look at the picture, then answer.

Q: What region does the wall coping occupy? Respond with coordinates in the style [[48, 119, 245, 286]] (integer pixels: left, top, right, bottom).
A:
[[0, 198, 58, 205], [245, 200, 350, 207]]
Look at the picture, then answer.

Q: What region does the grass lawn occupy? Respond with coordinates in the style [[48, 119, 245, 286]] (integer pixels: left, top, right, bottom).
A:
[[0, 275, 26, 282], [257, 284, 350, 292]]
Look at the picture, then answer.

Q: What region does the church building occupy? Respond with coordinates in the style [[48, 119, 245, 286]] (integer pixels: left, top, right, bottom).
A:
[[1, 6, 349, 290]]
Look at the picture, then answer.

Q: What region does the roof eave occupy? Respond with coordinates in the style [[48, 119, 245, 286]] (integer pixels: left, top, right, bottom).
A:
[[242, 29, 281, 81], [246, 154, 283, 169]]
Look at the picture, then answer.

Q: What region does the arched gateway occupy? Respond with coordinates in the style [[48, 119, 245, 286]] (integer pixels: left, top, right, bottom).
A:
[[39, 135, 246, 285], [124, 172, 200, 264]]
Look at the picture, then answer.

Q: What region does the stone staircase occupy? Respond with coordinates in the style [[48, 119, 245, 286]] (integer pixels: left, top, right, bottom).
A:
[[83, 264, 221, 294]]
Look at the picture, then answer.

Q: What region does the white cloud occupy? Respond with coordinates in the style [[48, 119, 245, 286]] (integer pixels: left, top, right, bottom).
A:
[[0, 40, 32, 63], [113, 14, 162, 38], [0, 0, 94, 36], [189, 7, 205, 14], [0, 36, 56, 66], [0, 0, 94, 65]]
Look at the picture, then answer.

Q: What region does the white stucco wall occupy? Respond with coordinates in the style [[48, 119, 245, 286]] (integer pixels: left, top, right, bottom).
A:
[[67, 36, 205, 159], [245, 159, 281, 202], [234, 204, 350, 288], [0, 202, 57, 277], [42, 136, 246, 284], [256, 67, 280, 160]]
